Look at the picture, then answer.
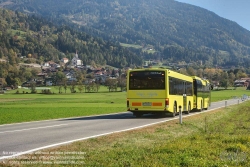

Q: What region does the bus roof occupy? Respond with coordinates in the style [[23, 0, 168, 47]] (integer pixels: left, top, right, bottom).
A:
[[128, 68, 193, 82], [191, 76, 210, 85]]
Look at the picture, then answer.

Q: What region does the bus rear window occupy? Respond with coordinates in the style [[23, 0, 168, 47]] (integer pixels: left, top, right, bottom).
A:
[[129, 71, 165, 90]]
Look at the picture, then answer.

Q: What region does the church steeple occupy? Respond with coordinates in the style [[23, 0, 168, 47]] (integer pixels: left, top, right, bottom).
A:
[[75, 50, 78, 58], [71, 50, 82, 66]]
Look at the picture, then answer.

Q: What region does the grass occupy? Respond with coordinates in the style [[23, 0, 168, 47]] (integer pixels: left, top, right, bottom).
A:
[[120, 43, 143, 49], [211, 87, 250, 102], [151, 65, 172, 69], [7, 29, 26, 40], [0, 86, 250, 125], [2, 100, 249, 166], [0, 86, 126, 125]]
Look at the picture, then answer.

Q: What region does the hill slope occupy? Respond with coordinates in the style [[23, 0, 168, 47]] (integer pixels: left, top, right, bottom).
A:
[[1, 0, 250, 67], [0, 8, 142, 68]]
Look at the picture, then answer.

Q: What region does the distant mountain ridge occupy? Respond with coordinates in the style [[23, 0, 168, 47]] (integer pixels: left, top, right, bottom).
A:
[[1, 0, 250, 67]]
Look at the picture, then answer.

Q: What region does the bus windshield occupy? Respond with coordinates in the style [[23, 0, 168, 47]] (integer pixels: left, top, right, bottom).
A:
[[129, 71, 165, 90]]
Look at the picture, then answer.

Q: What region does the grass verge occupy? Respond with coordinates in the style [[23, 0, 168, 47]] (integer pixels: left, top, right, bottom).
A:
[[2, 102, 250, 166]]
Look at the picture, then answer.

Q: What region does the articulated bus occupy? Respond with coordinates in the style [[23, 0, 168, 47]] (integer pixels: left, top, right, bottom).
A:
[[126, 68, 211, 117]]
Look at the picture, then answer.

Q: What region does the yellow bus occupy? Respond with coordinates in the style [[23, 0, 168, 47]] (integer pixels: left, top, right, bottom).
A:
[[192, 76, 211, 111], [127, 68, 211, 117]]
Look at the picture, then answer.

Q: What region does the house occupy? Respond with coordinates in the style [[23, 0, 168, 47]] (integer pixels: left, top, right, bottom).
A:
[[37, 73, 47, 80], [234, 78, 250, 87], [45, 77, 53, 86], [94, 75, 107, 84], [61, 58, 69, 64], [44, 61, 53, 67], [65, 72, 77, 81]]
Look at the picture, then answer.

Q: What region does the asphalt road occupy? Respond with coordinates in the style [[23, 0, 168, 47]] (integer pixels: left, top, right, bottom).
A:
[[0, 98, 246, 160]]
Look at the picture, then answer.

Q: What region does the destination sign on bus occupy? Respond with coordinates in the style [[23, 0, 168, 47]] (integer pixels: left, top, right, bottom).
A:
[[130, 71, 164, 76]]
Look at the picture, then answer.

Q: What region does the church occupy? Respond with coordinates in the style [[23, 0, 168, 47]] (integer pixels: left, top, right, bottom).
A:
[[71, 51, 82, 67]]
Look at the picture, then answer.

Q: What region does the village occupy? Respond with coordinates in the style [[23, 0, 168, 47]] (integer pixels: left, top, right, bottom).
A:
[[0, 52, 128, 93], [1, 51, 250, 92]]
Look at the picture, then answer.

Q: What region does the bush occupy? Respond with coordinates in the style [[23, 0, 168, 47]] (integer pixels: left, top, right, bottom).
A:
[[41, 89, 52, 94], [31, 90, 37, 94]]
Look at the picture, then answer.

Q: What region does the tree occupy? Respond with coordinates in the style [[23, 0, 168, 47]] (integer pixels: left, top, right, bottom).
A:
[[186, 67, 196, 76], [228, 72, 235, 86], [196, 69, 203, 78], [117, 75, 126, 92], [76, 70, 84, 82], [53, 71, 65, 85], [179, 68, 188, 75], [220, 79, 229, 89], [105, 78, 118, 92], [70, 81, 76, 93], [14, 77, 21, 88], [77, 80, 84, 93], [0, 78, 7, 90], [5, 75, 13, 86], [30, 81, 36, 93], [111, 69, 116, 77], [57, 85, 63, 94], [0, 50, 3, 58], [31, 68, 40, 78], [63, 78, 67, 93], [235, 70, 248, 79]]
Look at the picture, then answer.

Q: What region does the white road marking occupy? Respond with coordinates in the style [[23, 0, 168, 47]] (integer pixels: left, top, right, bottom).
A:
[[0, 124, 68, 134], [0, 117, 177, 161], [0, 112, 128, 127]]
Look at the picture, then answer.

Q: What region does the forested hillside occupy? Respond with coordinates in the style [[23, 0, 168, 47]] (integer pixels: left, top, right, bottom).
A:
[[0, 8, 142, 68], [1, 0, 250, 67]]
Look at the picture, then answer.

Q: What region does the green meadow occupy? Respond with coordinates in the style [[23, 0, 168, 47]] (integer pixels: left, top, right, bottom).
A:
[[120, 43, 143, 49], [211, 87, 250, 102], [0, 86, 126, 125], [0, 86, 250, 125]]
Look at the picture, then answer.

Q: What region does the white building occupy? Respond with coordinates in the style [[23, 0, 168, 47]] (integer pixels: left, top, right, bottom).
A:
[[61, 58, 69, 64], [71, 51, 82, 66]]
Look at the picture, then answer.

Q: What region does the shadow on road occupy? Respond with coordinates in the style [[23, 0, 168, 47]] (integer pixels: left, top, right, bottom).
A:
[[59, 112, 166, 121]]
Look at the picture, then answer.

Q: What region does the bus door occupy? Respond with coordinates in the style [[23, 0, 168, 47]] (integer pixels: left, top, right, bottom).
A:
[[193, 79, 198, 109], [183, 82, 187, 111]]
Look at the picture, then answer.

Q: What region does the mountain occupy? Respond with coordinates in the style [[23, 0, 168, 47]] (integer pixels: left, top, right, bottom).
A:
[[0, 8, 142, 68], [1, 0, 250, 67]]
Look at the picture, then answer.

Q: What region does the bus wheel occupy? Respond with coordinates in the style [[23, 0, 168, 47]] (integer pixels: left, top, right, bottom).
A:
[[134, 112, 143, 118], [172, 103, 177, 117], [199, 101, 203, 112], [186, 103, 191, 114]]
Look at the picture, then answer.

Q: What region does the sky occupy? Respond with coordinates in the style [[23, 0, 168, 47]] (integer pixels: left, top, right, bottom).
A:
[[175, 0, 250, 31]]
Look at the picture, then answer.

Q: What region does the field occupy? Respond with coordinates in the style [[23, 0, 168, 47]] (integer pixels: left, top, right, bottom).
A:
[[0, 86, 250, 125], [1, 96, 250, 166], [0, 86, 126, 125], [120, 43, 143, 49], [120, 43, 156, 53], [211, 87, 250, 101]]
